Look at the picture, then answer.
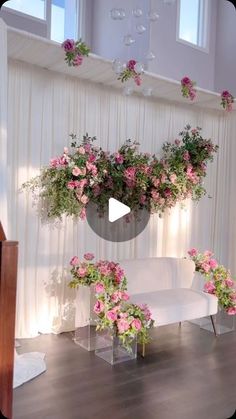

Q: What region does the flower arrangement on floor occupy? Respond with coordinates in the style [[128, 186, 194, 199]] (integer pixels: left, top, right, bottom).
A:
[[69, 253, 154, 349], [181, 76, 197, 101], [22, 126, 218, 222], [220, 90, 234, 112], [118, 60, 142, 86], [188, 248, 236, 315], [62, 38, 90, 67]]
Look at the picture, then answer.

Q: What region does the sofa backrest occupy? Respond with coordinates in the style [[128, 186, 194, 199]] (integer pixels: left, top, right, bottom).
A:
[[119, 257, 195, 295]]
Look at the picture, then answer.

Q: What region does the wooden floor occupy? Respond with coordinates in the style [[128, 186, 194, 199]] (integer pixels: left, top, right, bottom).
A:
[[13, 323, 236, 419]]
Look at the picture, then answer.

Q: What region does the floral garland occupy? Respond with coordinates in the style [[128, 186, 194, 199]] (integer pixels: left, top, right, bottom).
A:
[[221, 90, 234, 112], [188, 248, 236, 315], [69, 253, 154, 349], [62, 38, 90, 67], [181, 76, 197, 101], [118, 60, 142, 86], [22, 126, 218, 221]]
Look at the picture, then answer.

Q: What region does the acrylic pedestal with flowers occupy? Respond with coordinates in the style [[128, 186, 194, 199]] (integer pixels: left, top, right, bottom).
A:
[[95, 333, 137, 365]]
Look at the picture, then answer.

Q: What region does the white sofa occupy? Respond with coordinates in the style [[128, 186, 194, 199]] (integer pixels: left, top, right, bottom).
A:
[[120, 257, 218, 327]]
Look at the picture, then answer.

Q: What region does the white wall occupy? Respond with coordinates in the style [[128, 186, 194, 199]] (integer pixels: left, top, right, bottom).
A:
[[214, 1, 236, 96]]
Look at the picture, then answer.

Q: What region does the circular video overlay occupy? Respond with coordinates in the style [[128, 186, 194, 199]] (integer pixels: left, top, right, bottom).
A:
[[86, 198, 150, 242]]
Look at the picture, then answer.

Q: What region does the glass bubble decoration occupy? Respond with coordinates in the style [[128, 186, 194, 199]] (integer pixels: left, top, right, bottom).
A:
[[132, 8, 143, 17], [123, 34, 135, 46], [112, 59, 125, 74], [136, 24, 146, 34], [118, 8, 126, 20], [147, 10, 159, 21], [146, 51, 156, 60], [134, 62, 144, 73], [110, 8, 121, 20], [142, 87, 153, 97]]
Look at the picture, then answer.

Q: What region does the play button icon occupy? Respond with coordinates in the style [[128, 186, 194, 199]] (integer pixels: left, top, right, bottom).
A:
[[108, 198, 130, 222], [86, 198, 150, 242]]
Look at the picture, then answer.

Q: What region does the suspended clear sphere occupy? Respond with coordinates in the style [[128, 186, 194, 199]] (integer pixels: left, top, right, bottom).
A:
[[147, 10, 159, 21], [134, 62, 144, 73], [112, 59, 125, 74], [118, 8, 126, 20], [132, 8, 143, 17], [110, 8, 121, 20], [123, 34, 135, 46], [142, 87, 153, 97], [136, 24, 147, 34], [146, 51, 156, 60], [123, 86, 133, 96]]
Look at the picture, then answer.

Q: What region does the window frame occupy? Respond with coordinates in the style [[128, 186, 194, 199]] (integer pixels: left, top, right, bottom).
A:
[[176, 0, 210, 53]]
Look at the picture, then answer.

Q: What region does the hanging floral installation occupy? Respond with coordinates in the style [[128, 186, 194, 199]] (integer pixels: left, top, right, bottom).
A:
[[181, 76, 197, 101], [62, 38, 90, 67], [188, 249, 236, 315], [23, 126, 218, 221], [118, 59, 143, 86], [220, 90, 235, 112], [69, 253, 154, 350]]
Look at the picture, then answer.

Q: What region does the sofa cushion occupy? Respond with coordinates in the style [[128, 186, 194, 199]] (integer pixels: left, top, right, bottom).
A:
[[130, 288, 218, 326]]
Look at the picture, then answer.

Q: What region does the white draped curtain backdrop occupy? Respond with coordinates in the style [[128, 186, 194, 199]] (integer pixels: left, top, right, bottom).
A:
[[2, 29, 235, 337]]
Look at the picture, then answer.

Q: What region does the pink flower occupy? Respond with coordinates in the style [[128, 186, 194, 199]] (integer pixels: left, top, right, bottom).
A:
[[204, 281, 216, 294], [106, 309, 118, 322], [67, 181, 76, 190], [73, 54, 83, 66], [127, 59, 136, 70], [79, 207, 86, 220], [64, 147, 69, 154], [132, 318, 142, 331], [77, 267, 87, 277], [88, 154, 96, 163], [62, 39, 75, 52], [164, 188, 172, 198], [139, 195, 146, 204], [78, 146, 85, 155], [70, 256, 79, 266], [84, 143, 91, 153], [99, 265, 111, 276], [72, 166, 83, 176], [225, 278, 234, 287], [84, 252, 94, 261], [230, 293, 236, 301], [81, 194, 89, 204], [221, 90, 231, 99], [95, 282, 105, 294], [94, 300, 105, 314], [175, 139, 180, 146], [115, 153, 124, 164], [204, 250, 213, 258], [117, 319, 130, 333], [226, 307, 236, 315], [121, 291, 130, 301], [134, 75, 142, 86], [209, 259, 218, 269], [124, 167, 136, 180], [170, 173, 177, 184], [183, 151, 190, 161], [152, 177, 160, 188], [181, 76, 191, 86], [161, 174, 167, 183], [202, 262, 211, 273], [188, 248, 198, 257]]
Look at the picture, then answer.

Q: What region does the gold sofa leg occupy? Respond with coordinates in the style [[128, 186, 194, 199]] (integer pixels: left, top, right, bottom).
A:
[[141, 342, 146, 358]]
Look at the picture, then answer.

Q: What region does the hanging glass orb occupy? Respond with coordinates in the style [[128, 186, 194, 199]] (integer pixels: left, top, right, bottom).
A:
[[132, 8, 143, 17], [146, 51, 156, 60], [147, 10, 159, 21], [123, 86, 133, 96], [112, 59, 125, 74], [118, 8, 126, 20], [123, 34, 135, 46], [136, 24, 147, 34], [142, 87, 153, 97], [134, 62, 144, 73], [110, 8, 121, 20]]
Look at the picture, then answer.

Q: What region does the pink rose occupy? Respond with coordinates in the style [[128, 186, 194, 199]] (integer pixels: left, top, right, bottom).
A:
[[226, 307, 236, 315], [124, 167, 136, 180], [94, 300, 105, 315], [95, 282, 105, 294], [152, 177, 160, 188], [170, 173, 177, 184], [62, 39, 75, 52], [99, 265, 111, 276], [221, 90, 230, 99], [72, 166, 82, 176], [78, 146, 85, 155], [174, 139, 180, 146], [84, 252, 94, 261], [79, 207, 86, 220], [204, 281, 216, 294], [70, 256, 79, 266], [84, 143, 91, 153], [127, 59, 136, 70], [181, 76, 191, 86], [132, 318, 142, 331], [117, 319, 130, 333], [115, 153, 124, 164], [67, 181, 76, 190], [209, 259, 218, 269], [77, 267, 87, 277], [204, 250, 214, 258], [73, 54, 83, 66], [202, 262, 211, 273], [183, 151, 190, 161], [106, 309, 118, 322], [139, 195, 146, 205], [134, 75, 142, 86], [81, 195, 89, 204], [88, 154, 96, 163], [225, 278, 234, 287]]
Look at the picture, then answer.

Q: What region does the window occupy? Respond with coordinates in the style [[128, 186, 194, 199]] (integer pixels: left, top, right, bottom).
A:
[[3, 0, 80, 43], [177, 0, 209, 49]]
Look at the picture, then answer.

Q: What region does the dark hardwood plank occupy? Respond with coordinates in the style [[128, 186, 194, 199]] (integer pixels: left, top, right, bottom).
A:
[[13, 324, 236, 419]]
